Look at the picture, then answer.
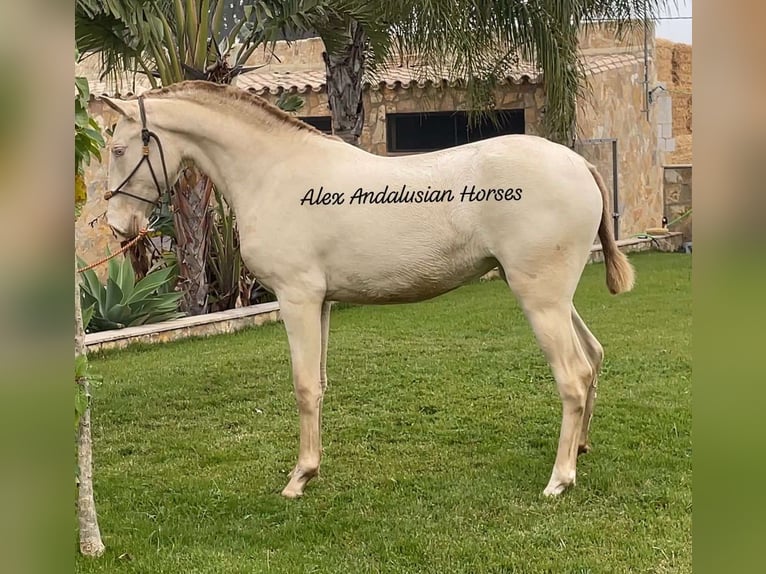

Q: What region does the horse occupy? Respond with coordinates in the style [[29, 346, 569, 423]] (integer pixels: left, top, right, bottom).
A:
[[100, 81, 634, 499]]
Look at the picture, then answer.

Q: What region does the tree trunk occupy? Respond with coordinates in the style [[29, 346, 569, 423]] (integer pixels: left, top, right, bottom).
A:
[[75, 262, 105, 557], [124, 238, 150, 281], [172, 167, 213, 315], [322, 19, 367, 146]]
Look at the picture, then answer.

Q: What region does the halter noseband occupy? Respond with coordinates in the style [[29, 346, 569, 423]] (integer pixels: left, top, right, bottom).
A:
[[103, 96, 171, 207]]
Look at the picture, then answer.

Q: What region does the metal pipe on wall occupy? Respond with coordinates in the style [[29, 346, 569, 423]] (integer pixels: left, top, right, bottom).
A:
[[612, 139, 619, 239]]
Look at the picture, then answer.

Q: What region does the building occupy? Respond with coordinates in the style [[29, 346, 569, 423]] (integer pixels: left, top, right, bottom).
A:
[[655, 38, 692, 241], [76, 22, 676, 263]]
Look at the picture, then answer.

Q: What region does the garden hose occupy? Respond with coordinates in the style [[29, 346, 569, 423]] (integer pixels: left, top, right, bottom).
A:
[[631, 208, 692, 240]]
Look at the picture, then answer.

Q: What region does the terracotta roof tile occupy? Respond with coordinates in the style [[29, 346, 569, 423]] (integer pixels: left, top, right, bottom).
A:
[[76, 57, 154, 97], [234, 58, 545, 95], [235, 69, 326, 94], [77, 52, 644, 98]]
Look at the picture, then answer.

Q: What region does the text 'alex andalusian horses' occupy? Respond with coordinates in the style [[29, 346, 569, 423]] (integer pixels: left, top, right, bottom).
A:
[[101, 81, 634, 499]]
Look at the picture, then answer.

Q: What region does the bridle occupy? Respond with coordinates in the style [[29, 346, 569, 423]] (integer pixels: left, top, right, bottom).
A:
[[103, 96, 171, 207]]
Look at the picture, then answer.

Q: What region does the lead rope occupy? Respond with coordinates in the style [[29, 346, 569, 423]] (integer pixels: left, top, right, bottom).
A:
[[76, 228, 149, 274]]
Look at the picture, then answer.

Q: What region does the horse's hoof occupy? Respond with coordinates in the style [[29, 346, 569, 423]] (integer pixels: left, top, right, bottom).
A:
[[543, 483, 567, 497], [543, 472, 576, 497], [281, 464, 318, 498], [578, 443, 592, 455], [281, 485, 303, 499]]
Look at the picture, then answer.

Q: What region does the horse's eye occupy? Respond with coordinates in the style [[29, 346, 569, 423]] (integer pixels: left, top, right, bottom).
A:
[[113, 146, 126, 157]]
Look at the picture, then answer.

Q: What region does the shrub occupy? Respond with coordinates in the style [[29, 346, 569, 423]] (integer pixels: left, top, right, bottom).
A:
[[78, 255, 184, 332]]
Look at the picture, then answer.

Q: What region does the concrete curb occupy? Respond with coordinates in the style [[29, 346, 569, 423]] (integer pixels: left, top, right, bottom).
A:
[[85, 302, 281, 352]]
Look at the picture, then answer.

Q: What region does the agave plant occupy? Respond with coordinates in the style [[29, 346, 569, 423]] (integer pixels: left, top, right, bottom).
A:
[[78, 255, 184, 333], [206, 187, 241, 312]]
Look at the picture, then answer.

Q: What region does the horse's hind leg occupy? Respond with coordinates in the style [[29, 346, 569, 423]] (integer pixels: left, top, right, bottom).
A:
[[501, 261, 594, 496], [525, 301, 593, 496], [571, 306, 604, 455], [320, 301, 332, 395], [318, 301, 332, 456]]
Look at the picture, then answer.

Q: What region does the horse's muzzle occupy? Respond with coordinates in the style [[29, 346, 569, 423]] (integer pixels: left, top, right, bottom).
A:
[[108, 223, 132, 241]]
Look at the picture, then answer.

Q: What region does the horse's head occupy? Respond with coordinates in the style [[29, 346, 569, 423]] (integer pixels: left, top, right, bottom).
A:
[[100, 96, 182, 239]]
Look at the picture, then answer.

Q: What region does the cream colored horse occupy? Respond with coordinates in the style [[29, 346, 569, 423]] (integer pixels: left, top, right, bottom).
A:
[[101, 81, 634, 499]]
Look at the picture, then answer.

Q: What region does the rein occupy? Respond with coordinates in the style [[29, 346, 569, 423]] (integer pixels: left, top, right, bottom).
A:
[[76, 228, 149, 274]]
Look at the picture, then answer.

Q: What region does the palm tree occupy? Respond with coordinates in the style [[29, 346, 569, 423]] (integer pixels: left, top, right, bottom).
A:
[[393, 0, 675, 144], [75, 63, 106, 557], [243, 2, 391, 145], [76, 0, 295, 314], [252, 1, 673, 146]]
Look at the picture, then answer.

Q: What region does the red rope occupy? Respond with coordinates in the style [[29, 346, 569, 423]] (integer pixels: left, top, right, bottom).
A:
[[76, 229, 149, 273]]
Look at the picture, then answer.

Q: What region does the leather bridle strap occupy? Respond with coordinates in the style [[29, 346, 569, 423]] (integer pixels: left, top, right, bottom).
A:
[[103, 96, 171, 206]]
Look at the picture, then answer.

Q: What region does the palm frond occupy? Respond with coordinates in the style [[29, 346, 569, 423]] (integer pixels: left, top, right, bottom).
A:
[[380, 0, 672, 142], [75, 0, 173, 87]]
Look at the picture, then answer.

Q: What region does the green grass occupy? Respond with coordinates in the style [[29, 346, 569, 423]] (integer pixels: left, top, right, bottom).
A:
[[77, 252, 691, 574]]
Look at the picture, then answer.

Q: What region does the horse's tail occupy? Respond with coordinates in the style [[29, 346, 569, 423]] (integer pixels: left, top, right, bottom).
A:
[[587, 162, 635, 294]]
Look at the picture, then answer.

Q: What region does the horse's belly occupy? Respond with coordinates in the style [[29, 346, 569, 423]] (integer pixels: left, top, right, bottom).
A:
[[324, 252, 497, 304]]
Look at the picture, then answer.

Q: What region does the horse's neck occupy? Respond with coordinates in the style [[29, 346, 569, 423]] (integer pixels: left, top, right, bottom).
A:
[[152, 97, 301, 212]]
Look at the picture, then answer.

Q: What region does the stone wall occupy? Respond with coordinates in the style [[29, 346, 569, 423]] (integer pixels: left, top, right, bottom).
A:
[[663, 165, 692, 241], [259, 82, 545, 156], [656, 39, 692, 163], [85, 302, 281, 352], [575, 33, 665, 238], [244, 37, 546, 156], [363, 83, 545, 156], [77, 100, 124, 280], [244, 38, 327, 70]]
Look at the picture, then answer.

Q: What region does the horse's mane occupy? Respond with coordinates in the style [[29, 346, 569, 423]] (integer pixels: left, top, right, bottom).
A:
[[143, 80, 334, 140]]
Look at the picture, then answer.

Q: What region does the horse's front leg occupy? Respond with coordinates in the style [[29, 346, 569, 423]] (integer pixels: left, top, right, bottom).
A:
[[279, 297, 324, 498]]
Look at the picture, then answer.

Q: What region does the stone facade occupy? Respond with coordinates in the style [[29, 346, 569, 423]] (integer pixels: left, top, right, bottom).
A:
[[663, 165, 693, 241], [364, 83, 546, 156], [258, 82, 546, 157], [575, 33, 667, 237], [577, 22, 650, 52]]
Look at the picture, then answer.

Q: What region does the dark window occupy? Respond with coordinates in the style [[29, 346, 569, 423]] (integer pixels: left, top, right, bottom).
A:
[[386, 109, 525, 153], [299, 116, 333, 134]]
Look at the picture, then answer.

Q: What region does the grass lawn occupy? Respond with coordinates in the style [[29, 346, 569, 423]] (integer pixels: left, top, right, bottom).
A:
[[77, 252, 691, 574]]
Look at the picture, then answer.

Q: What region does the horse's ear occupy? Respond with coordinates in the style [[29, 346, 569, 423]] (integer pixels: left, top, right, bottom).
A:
[[99, 96, 138, 120]]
